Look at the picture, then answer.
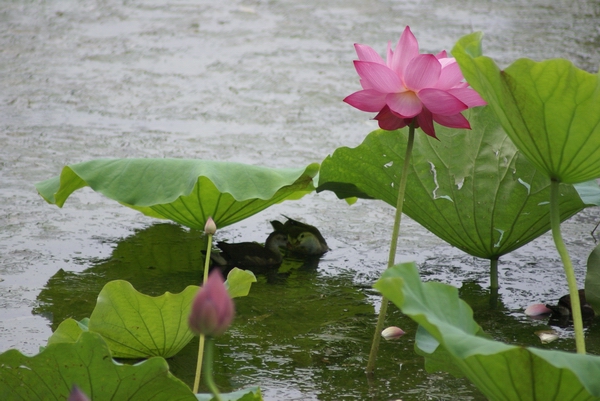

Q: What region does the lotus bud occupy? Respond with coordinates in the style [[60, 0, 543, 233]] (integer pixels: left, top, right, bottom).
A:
[[189, 269, 234, 337], [381, 326, 405, 341], [68, 386, 91, 401], [525, 303, 552, 316], [204, 217, 217, 235]]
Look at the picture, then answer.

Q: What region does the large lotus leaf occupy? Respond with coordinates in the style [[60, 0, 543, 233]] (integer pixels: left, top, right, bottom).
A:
[[318, 106, 587, 259], [87, 280, 198, 359], [0, 331, 195, 401], [374, 263, 600, 401], [585, 243, 600, 314], [78, 268, 254, 358], [35, 159, 319, 230], [452, 32, 600, 184]]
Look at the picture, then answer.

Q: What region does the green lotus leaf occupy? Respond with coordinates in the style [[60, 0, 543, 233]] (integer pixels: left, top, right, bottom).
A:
[[196, 386, 262, 401], [453, 32, 600, 184], [0, 331, 195, 401], [413, 325, 466, 378], [35, 159, 319, 230], [46, 318, 89, 347], [573, 180, 600, 206], [318, 106, 586, 259], [88, 280, 197, 359], [585, 243, 600, 314], [77, 269, 254, 359], [225, 268, 257, 298], [375, 263, 600, 401]]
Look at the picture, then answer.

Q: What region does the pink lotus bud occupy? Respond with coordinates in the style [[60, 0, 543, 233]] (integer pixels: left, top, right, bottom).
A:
[[189, 269, 234, 337], [525, 303, 552, 316], [381, 326, 405, 341], [68, 386, 90, 401], [204, 217, 217, 235]]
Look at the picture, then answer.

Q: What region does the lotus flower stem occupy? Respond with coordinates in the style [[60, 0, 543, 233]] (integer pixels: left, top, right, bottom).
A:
[[203, 336, 223, 401], [549, 179, 586, 354], [366, 123, 415, 374], [489, 258, 498, 289], [193, 231, 214, 393]]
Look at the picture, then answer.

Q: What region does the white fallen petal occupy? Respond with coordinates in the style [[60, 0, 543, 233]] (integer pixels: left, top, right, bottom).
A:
[[535, 330, 559, 344], [381, 326, 405, 340], [525, 303, 552, 316]]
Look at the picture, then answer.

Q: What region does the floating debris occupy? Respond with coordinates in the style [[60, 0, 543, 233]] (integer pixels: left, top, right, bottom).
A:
[[381, 326, 405, 341], [535, 330, 559, 344], [525, 303, 552, 317]]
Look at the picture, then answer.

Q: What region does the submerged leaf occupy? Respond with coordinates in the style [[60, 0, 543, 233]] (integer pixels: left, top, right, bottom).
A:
[[0, 332, 195, 401], [318, 106, 586, 259], [35, 159, 319, 230], [375, 263, 600, 400], [453, 32, 600, 184]]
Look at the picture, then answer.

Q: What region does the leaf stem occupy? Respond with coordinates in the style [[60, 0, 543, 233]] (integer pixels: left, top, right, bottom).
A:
[[489, 258, 498, 290], [193, 233, 213, 393], [203, 336, 224, 401], [366, 123, 415, 374], [549, 179, 586, 354]]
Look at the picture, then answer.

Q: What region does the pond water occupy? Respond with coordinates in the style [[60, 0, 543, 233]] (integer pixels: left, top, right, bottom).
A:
[[1, 0, 600, 400]]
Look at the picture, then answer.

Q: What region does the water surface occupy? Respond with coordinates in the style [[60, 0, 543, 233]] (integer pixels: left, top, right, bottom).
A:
[[1, 1, 600, 399]]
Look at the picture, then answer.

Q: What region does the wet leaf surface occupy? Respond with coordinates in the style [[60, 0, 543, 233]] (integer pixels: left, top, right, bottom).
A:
[[376, 263, 600, 401], [0, 332, 196, 401], [318, 106, 587, 259]]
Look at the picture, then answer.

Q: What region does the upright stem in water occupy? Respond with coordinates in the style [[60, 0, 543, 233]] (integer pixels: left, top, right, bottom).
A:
[[203, 337, 223, 401], [549, 179, 586, 354], [193, 233, 213, 393], [366, 124, 415, 374], [489, 258, 498, 290]]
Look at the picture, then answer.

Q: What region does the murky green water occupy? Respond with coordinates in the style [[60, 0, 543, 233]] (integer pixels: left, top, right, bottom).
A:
[[2, 0, 600, 399], [31, 223, 600, 400]]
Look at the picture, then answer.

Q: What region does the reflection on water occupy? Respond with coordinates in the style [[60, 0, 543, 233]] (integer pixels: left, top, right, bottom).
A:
[[32, 222, 599, 400], [34, 224, 206, 328], [33, 223, 484, 400]]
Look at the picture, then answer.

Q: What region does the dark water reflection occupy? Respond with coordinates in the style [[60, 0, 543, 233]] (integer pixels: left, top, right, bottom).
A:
[[33, 223, 599, 400], [34, 223, 484, 400], [34, 224, 206, 326]]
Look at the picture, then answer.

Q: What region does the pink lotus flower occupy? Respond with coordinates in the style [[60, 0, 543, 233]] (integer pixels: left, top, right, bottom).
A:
[[189, 269, 235, 337], [344, 26, 486, 138]]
